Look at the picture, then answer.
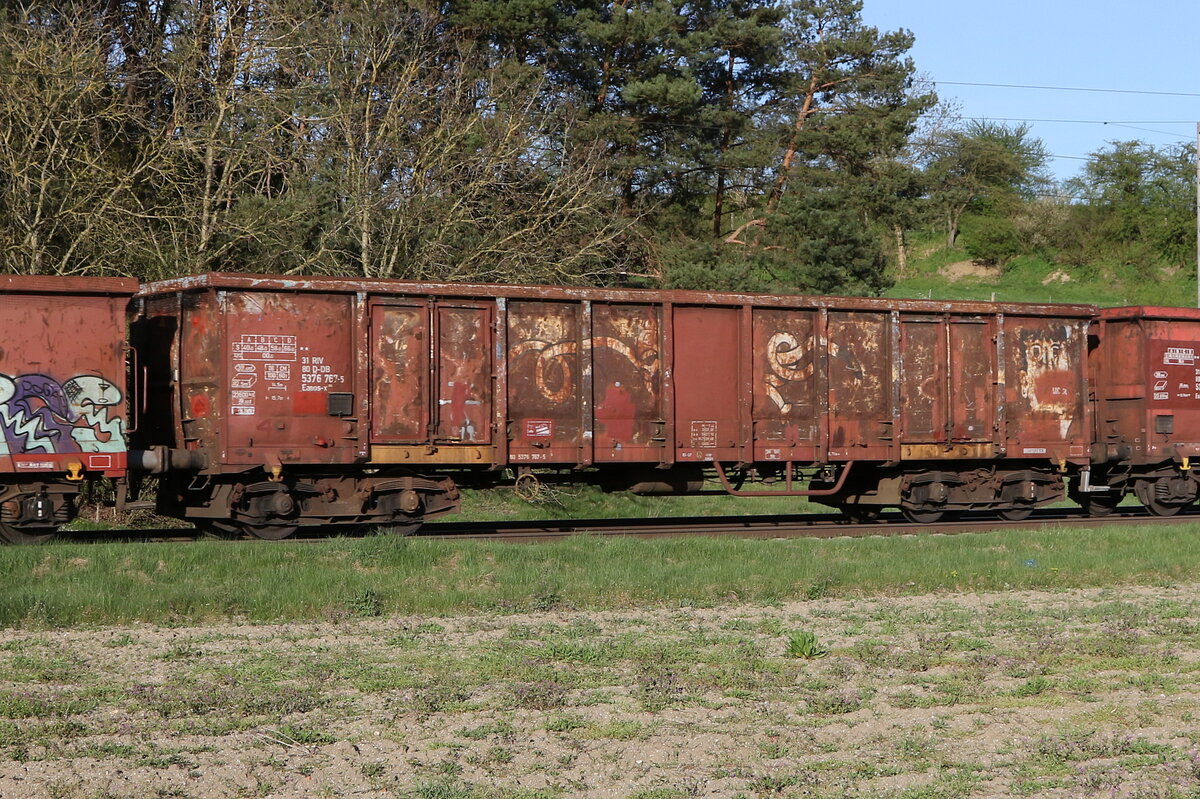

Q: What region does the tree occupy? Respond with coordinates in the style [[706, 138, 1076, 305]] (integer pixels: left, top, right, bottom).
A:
[[924, 120, 1050, 248], [713, 0, 932, 296], [0, 6, 165, 275], [767, 0, 932, 206], [1064, 140, 1196, 263], [686, 0, 785, 237]]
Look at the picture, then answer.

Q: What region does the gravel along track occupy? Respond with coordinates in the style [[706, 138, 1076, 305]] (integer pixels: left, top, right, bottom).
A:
[[2, 582, 1200, 798]]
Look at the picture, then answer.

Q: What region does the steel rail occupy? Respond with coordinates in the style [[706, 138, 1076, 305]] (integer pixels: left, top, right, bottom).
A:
[[55, 506, 1200, 544], [414, 507, 1200, 543]]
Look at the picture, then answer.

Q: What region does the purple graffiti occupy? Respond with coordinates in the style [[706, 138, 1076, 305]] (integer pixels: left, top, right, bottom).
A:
[[0, 373, 124, 456]]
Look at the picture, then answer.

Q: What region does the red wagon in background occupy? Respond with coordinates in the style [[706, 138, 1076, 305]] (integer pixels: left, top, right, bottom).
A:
[[0, 275, 137, 543], [132, 274, 1096, 537]]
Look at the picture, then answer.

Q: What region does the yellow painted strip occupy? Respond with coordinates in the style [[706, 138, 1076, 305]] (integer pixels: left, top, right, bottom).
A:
[[371, 445, 494, 464], [899, 443, 995, 460]]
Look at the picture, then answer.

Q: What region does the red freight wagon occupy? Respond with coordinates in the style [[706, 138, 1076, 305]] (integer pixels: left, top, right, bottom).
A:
[[0, 275, 137, 543], [134, 274, 1094, 536], [1086, 306, 1200, 515]]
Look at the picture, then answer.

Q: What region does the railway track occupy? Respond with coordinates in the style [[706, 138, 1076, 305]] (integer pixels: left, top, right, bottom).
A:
[[54, 506, 1200, 545], [415, 507, 1200, 542]]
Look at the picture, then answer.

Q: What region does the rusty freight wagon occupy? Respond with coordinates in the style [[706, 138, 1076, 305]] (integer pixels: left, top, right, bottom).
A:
[[1084, 305, 1200, 516], [0, 275, 137, 544], [132, 274, 1095, 537]]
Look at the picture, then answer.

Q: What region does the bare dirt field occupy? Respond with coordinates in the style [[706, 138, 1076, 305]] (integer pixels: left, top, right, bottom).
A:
[[2, 582, 1199, 799]]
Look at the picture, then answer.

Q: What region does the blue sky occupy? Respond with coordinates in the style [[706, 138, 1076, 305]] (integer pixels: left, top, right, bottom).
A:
[[863, 1, 1200, 183]]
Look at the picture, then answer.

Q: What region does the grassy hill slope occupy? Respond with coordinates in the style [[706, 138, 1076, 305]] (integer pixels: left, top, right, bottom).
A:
[[886, 237, 1197, 307]]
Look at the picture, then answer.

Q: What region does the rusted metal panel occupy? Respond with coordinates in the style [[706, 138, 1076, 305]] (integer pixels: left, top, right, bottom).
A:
[[140, 272, 1095, 320], [949, 320, 994, 441], [1143, 333, 1200, 457], [352, 293, 370, 461], [1003, 317, 1087, 461], [888, 311, 902, 464], [0, 280, 133, 477], [1096, 307, 1200, 463], [370, 304, 429, 442], [493, 298, 509, 468], [221, 291, 356, 466], [673, 306, 740, 462], [178, 290, 221, 463], [579, 301, 594, 467], [751, 308, 817, 460], [660, 301, 676, 464], [738, 305, 753, 465], [899, 319, 943, 442], [506, 300, 582, 463], [435, 304, 492, 444], [592, 303, 665, 462], [826, 312, 891, 459], [0, 275, 137, 295]]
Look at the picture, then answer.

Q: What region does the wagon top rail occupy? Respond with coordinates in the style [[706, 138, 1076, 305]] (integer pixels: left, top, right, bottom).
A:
[[137, 272, 1098, 318]]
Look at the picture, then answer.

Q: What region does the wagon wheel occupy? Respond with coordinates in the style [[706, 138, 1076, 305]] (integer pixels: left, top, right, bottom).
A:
[[194, 520, 243, 539], [341, 522, 422, 538], [1079, 493, 1120, 517], [244, 522, 300, 541], [900, 508, 945, 524], [383, 521, 422, 537], [0, 522, 55, 546], [996, 506, 1033, 522], [1135, 480, 1186, 517], [838, 504, 881, 524]]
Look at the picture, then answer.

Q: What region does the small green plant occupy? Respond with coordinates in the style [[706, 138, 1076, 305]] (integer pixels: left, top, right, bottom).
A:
[[345, 588, 383, 618], [785, 630, 827, 659], [1013, 675, 1053, 698], [545, 715, 585, 733]]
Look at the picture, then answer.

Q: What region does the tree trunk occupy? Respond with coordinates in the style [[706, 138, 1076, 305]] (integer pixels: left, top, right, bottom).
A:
[[712, 49, 735, 238], [893, 223, 907, 276], [713, 169, 725, 238], [767, 72, 820, 210], [946, 211, 959, 248]]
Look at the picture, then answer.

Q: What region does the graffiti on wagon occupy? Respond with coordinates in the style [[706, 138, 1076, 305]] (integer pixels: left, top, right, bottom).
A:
[[0, 373, 125, 456]]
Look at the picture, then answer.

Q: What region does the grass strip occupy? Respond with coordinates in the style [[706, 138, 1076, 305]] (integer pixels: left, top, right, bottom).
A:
[[2, 521, 1199, 627]]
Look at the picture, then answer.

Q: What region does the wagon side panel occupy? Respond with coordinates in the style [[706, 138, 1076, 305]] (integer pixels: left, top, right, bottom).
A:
[[0, 286, 132, 476], [1129, 313, 1200, 462], [1003, 316, 1089, 462], [219, 291, 357, 466], [672, 306, 741, 463], [592, 303, 665, 463], [948, 317, 995, 443], [751, 308, 818, 462], [506, 300, 583, 464], [826, 311, 891, 461], [898, 316, 946, 447]]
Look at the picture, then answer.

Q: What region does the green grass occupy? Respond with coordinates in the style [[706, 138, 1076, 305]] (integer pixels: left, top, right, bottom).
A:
[[4, 522, 1200, 627], [887, 237, 1198, 307], [454, 483, 821, 522]]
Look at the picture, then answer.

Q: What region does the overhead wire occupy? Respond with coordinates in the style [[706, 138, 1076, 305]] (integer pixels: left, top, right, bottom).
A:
[[2, 64, 1196, 163], [923, 80, 1200, 99]]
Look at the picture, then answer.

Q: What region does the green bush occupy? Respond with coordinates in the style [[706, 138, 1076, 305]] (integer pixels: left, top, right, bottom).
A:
[[961, 214, 1022, 266]]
